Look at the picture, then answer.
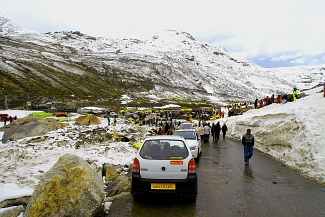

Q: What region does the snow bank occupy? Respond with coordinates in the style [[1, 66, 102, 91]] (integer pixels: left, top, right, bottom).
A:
[[0, 113, 150, 203], [221, 87, 325, 183]]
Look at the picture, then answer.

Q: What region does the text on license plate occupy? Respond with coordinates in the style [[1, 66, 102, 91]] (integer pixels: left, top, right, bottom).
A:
[[151, 183, 176, 190]]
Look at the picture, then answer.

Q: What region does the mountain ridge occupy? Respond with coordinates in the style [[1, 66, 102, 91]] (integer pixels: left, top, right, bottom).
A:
[[1, 14, 323, 110]]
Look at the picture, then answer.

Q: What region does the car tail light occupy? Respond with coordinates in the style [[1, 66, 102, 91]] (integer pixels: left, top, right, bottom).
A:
[[132, 158, 140, 173], [188, 158, 197, 174]]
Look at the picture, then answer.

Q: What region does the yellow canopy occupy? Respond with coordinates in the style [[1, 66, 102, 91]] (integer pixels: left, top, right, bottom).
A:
[[75, 114, 101, 125]]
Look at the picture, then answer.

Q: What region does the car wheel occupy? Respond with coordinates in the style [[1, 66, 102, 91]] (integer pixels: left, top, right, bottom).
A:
[[195, 149, 200, 163], [132, 193, 142, 202]]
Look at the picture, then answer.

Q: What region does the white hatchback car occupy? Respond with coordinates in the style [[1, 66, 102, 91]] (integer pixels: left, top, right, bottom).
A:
[[131, 135, 198, 202], [173, 129, 202, 162]]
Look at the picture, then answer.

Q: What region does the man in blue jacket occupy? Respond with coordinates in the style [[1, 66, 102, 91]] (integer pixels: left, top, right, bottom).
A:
[[242, 129, 255, 165]]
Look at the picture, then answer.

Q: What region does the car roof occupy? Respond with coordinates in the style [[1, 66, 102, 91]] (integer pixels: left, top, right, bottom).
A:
[[174, 129, 197, 132], [144, 135, 185, 140]]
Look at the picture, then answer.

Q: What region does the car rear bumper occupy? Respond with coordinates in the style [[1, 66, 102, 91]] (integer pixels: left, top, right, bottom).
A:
[[131, 173, 197, 195]]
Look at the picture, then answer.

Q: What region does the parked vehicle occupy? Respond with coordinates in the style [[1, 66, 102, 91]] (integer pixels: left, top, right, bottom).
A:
[[179, 123, 194, 129], [131, 135, 197, 202], [156, 117, 168, 125], [109, 112, 118, 116], [174, 118, 187, 126], [173, 129, 202, 162]]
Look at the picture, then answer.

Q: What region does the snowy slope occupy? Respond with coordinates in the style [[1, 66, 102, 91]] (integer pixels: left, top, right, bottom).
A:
[[0, 14, 21, 34]]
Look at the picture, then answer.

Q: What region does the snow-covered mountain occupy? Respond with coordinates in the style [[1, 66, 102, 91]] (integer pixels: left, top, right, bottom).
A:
[[0, 14, 324, 109], [0, 15, 21, 34]]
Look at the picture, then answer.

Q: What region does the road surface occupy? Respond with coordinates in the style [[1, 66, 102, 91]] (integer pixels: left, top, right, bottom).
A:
[[106, 137, 325, 216]]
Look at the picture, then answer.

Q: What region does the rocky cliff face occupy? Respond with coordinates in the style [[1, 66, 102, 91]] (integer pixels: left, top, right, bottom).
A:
[[0, 15, 294, 109]]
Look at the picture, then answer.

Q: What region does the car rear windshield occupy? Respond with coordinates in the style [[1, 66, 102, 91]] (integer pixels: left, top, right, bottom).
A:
[[139, 139, 189, 160], [179, 124, 193, 129], [173, 131, 196, 140]]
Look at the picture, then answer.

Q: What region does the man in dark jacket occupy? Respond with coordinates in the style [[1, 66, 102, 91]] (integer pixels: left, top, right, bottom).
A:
[[221, 123, 228, 139], [242, 129, 254, 165], [215, 122, 221, 140]]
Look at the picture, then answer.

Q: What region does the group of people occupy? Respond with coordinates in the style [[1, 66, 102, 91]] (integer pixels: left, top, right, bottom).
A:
[[198, 122, 255, 165], [197, 122, 228, 143], [254, 88, 302, 109]]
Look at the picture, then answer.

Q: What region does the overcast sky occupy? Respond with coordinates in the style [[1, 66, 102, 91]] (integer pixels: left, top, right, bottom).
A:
[[2, 0, 325, 68]]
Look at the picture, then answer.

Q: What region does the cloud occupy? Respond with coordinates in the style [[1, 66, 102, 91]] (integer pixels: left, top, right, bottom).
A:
[[1, 0, 325, 67], [271, 53, 305, 62], [290, 57, 307, 64]]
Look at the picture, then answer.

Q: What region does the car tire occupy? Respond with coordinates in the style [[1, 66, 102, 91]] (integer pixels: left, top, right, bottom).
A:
[[132, 194, 142, 202], [195, 149, 200, 163]]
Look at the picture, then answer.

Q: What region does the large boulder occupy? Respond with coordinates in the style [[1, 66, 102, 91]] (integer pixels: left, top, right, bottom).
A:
[[1, 116, 66, 143], [0, 205, 25, 217], [2, 121, 50, 143], [24, 154, 105, 217]]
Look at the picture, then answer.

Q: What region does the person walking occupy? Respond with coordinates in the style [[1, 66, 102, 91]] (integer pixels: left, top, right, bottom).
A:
[[204, 123, 211, 143], [198, 124, 205, 142], [221, 123, 228, 139], [215, 122, 221, 140], [242, 129, 255, 165], [211, 123, 216, 141]]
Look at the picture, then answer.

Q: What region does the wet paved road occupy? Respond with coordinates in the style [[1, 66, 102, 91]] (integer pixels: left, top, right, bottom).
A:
[[107, 138, 325, 217]]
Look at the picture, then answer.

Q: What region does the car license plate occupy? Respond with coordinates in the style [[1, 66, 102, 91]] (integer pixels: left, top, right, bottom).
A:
[[151, 183, 176, 190]]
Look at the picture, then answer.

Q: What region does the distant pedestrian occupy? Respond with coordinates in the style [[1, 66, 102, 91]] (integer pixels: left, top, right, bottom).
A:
[[222, 123, 228, 139], [204, 123, 211, 143], [107, 117, 110, 126], [164, 123, 170, 135], [211, 123, 216, 141], [198, 124, 205, 141], [293, 88, 299, 101], [114, 118, 117, 126], [242, 129, 255, 165], [157, 128, 164, 135], [254, 98, 258, 109], [214, 122, 221, 140]]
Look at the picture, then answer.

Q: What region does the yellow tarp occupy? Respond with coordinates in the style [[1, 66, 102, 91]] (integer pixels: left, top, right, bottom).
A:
[[75, 114, 101, 125], [133, 142, 142, 149], [31, 112, 53, 118]]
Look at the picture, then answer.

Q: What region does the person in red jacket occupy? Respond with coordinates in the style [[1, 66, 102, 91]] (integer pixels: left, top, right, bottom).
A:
[[157, 128, 165, 135]]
